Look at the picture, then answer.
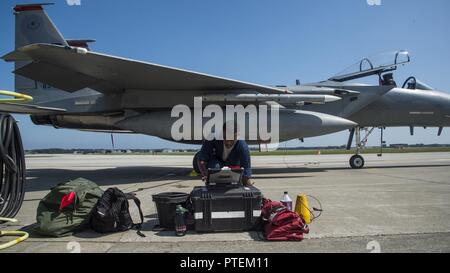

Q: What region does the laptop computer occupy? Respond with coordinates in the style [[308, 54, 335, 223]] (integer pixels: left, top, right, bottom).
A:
[[206, 167, 243, 187]]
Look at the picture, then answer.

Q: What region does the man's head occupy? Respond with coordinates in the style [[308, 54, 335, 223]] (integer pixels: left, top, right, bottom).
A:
[[223, 120, 239, 148]]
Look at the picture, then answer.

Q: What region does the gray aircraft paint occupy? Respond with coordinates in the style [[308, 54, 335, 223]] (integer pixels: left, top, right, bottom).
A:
[[2, 4, 450, 147]]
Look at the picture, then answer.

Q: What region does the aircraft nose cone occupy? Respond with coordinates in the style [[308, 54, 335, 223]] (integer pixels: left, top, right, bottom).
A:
[[443, 91, 450, 108], [441, 91, 450, 125]]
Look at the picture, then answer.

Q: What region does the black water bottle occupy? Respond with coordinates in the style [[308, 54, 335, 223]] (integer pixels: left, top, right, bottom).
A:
[[174, 205, 188, 236]]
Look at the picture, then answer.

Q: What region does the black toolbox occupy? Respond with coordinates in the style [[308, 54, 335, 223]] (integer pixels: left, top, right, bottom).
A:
[[190, 186, 263, 232]]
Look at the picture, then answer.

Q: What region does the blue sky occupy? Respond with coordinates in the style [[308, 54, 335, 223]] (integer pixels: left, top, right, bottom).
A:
[[1, 0, 449, 149]]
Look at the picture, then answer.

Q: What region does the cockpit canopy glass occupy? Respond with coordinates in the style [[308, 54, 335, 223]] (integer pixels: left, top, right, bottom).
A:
[[402, 76, 435, 90], [330, 50, 411, 82]]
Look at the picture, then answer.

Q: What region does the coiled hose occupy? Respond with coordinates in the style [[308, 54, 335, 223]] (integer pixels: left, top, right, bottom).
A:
[[0, 114, 26, 218]]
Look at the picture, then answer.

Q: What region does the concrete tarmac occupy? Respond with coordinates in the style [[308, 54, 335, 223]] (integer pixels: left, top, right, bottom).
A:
[[2, 152, 450, 253]]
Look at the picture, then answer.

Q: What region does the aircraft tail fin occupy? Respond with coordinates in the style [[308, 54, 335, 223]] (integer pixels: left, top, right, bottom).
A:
[[13, 3, 68, 102], [14, 3, 67, 49]]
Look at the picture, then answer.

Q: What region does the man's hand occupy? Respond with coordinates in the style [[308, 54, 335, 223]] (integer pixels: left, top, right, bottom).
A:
[[242, 177, 254, 186]]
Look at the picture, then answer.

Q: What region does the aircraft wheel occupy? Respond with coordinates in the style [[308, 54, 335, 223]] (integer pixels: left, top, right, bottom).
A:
[[350, 155, 365, 169], [192, 152, 201, 174]]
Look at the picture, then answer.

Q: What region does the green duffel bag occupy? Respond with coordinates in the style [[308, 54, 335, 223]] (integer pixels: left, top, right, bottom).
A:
[[34, 178, 104, 237]]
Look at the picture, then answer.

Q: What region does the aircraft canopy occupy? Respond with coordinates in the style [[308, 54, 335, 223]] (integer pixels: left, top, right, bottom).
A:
[[329, 50, 411, 82]]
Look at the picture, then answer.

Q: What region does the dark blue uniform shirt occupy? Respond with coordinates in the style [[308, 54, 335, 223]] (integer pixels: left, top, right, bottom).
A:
[[197, 139, 252, 178]]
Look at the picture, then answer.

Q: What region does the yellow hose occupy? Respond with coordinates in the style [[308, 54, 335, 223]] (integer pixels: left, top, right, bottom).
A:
[[0, 231, 29, 250], [0, 218, 29, 251], [0, 90, 33, 103]]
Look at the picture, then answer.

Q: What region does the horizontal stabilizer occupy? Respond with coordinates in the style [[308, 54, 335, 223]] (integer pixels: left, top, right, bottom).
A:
[[2, 43, 288, 94]]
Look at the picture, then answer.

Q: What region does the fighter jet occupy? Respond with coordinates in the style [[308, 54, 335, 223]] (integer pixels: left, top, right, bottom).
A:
[[2, 4, 450, 170]]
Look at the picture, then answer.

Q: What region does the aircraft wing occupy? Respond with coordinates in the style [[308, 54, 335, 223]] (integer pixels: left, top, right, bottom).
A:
[[2, 43, 287, 94], [0, 103, 66, 115]]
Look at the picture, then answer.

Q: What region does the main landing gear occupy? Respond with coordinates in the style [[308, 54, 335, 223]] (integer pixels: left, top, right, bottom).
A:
[[347, 126, 385, 169]]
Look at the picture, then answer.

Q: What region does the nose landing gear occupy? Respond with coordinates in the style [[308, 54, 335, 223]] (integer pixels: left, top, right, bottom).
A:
[[349, 154, 365, 169], [347, 126, 385, 169]]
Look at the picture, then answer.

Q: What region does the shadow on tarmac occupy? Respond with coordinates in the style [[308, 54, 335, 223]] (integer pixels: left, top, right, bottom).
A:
[[25, 166, 194, 192], [24, 164, 450, 192]]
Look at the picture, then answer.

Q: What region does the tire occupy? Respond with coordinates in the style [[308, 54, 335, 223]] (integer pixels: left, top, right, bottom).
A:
[[192, 152, 201, 174], [350, 155, 365, 169]]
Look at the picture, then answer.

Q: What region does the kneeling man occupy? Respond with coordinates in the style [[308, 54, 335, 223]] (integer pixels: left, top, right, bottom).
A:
[[197, 122, 253, 186]]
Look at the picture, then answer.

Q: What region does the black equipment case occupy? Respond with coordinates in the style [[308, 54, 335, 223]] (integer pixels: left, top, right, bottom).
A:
[[190, 186, 262, 232], [206, 168, 243, 189]]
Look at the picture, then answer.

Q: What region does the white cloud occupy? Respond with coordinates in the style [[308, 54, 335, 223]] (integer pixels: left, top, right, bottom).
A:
[[367, 0, 381, 6], [66, 0, 81, 6]]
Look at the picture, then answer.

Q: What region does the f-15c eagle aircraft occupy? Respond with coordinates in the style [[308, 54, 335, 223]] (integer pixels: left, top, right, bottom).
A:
[[2, 3, 450, 169]]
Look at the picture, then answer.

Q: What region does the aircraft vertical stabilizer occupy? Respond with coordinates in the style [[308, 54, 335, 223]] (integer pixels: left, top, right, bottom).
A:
[[13, 3, 69, 101]]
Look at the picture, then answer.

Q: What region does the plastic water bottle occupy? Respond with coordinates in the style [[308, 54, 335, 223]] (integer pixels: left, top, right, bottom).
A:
[[281, 191, 293, 211], [174, 205, 188, 236]]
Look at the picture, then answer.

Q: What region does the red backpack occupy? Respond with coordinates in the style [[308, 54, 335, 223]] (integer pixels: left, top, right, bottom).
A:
[[260, 198, 309, 241]]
